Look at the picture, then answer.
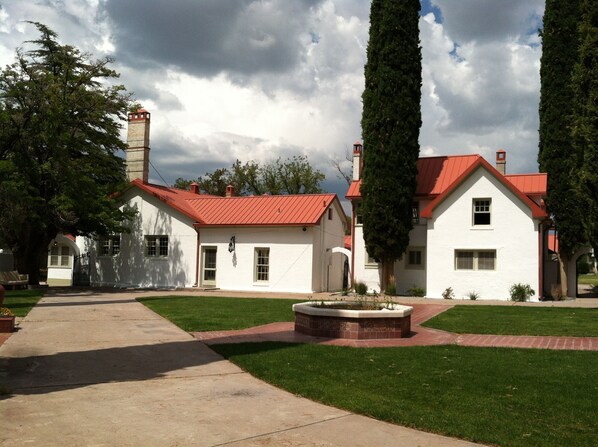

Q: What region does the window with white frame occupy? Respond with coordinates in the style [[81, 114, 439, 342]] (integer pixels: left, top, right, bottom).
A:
[[473, 199, 491, 225], [354, 202, 363, 225], [99, 236, 120, 256], [145, 236, 168, 257], [455, 250, 496, 270], [412, 202, 420, 225], [406, 248, 424, 269], [255, 248, 270, 282], [49, 244, 71, 267]]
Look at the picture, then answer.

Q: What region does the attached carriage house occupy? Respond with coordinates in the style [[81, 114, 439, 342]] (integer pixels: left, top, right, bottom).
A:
[[47, 110, 347, 293], [347, 142, 569, 301]]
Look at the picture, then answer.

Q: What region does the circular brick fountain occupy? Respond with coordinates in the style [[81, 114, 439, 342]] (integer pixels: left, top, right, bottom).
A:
[[292, 301, 413, 340]]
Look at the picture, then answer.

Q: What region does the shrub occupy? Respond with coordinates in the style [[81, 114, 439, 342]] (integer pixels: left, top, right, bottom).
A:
[[550, 284, 564, 301], [509, 283, 535, 302], [354, 281, 368, 296], [577, 260, 590, 275], [407, 286, 425, 297], [442, 287, 454, 300], [467, 291, 479, 301], [385, 283, 397, 296]]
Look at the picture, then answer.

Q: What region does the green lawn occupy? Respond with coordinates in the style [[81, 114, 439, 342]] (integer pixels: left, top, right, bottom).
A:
[[139, 296, 598, 446], [213, 342, 598, 447], [137, 295, 303, 331], [2, 289, 43, 317], [422, 305, 598, 337], [578, 274, 598, 286]]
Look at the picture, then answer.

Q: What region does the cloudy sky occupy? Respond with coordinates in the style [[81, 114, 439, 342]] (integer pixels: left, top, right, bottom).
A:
[[0, 0, 545, 205]]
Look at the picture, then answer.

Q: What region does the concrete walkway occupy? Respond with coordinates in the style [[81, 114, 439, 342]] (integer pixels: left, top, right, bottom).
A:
[[0, 289, 485, 447]]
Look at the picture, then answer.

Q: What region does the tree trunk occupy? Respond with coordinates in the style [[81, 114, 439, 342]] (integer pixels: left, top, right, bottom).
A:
[[381, 260, 394, 294], [557, 252, 569, 298], [12, 233, 54, 285]]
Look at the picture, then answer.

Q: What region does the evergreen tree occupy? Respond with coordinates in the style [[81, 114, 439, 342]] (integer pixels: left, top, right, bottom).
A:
[[360, 0, 422, 291], [538, 0, 584, 296], [0, 23, 133, 284], [572, 0, 598, 256]]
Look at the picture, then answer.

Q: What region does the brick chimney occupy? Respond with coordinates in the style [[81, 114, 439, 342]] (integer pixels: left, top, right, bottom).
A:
[[190, 182, 200, 194], [352, 141, 363, 181], [496, 149, 506, 175], [226, 185, 235, 197], [126, 109, 151, 182]]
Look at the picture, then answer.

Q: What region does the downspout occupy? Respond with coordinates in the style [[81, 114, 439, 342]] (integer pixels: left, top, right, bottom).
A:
[[350, 202, 356, 289], [538, 221, 544, 300], [193, 225, 201, 287]]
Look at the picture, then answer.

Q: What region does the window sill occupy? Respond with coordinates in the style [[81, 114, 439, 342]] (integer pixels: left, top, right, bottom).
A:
[[470, 226, 494, 230], [48, 265, 72, 269]]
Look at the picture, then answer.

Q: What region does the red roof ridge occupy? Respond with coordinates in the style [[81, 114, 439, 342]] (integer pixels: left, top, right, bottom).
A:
[[418, 154, 481, 160], [504, 173, 546, 177], [421, 157, 546, 219]]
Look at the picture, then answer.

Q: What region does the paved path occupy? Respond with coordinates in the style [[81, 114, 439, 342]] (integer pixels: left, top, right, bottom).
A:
[[0, 290, 485, 447], [194, 303, 598, 350]]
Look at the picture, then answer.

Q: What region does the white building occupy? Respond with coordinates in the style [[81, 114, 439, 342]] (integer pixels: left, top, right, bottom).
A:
[[55, 110, 348, 293], [347, 143, 565, 301]]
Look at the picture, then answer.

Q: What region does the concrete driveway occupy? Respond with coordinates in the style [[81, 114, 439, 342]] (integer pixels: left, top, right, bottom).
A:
[[0, 289, 486, 446]]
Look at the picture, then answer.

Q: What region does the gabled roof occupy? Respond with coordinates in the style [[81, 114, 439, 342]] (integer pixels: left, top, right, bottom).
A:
[[420, 157, 547, 219], [128, 178, 343, 227], [345, 154, 547, 219], [504, 173, 547, 196]]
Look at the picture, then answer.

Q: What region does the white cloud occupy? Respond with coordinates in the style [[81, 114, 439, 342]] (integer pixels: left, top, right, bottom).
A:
[[0, 0, 546, 196]]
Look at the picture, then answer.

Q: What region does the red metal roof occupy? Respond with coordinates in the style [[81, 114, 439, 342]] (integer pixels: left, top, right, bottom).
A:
[[188, 194, 337, 226], [344, 235, 352, 250], [416, 155, 481, 196], [505, 173, 547, 195], [344, 155, 547, 219], [345, 154, 481, 200], [420, 157, 547, 219], [129, 179, 341, 227]]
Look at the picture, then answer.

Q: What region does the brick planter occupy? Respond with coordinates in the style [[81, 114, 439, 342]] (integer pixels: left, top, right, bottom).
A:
[[0, 316, 15, 333], [293, 302, 412, 339]]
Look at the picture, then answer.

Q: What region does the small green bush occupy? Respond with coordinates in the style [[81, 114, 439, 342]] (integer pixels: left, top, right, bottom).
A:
[[385, 283, 397, 296], [407, 286, 425, 297], [509, 283, 535, 302], [577, 261, 590, 275], [354, 281, 368, 296], [467, 291, 479, 301], [442, 287, 454, 300]]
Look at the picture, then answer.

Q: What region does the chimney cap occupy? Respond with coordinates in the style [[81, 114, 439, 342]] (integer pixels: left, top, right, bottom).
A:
[[128, 108, 151, 121], [353, 141, 363, 153]]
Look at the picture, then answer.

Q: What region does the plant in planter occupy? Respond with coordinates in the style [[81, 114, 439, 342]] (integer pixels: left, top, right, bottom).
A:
[[0, 307, 15, 333]]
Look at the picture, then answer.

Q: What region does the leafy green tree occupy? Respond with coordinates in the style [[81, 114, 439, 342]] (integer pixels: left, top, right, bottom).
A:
[[0, 23, 133, 284], [538, 0, 584, 296], [360, 0, 422, 291], [174, 155, 325, 196], [572, 0, 598, 256]]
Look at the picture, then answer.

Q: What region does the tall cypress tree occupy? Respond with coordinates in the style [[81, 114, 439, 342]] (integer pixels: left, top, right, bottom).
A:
[[572, 0, 598, 256], [538, 0, 584, 296], [361, 0, 422, 291]]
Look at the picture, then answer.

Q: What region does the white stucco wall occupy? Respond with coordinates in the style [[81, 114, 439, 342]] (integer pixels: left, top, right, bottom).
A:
[[199, 226, 315, 293], [426, 169, 541, 301], [394, 223, 427, 294], [78, 189, 346, 293], [352, 223, 381, 293], [78, 190, 198, 289]]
